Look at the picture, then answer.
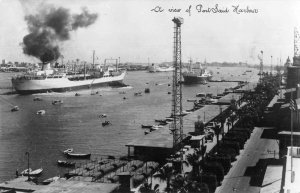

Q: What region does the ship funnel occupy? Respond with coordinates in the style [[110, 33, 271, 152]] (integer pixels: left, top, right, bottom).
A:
[[41, 63, 51, 71]]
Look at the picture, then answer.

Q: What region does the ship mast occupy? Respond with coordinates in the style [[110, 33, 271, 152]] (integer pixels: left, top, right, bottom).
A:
[[189, 57, 192, 72], [92, 50, 95, 70], [84, 62, 86, 80]]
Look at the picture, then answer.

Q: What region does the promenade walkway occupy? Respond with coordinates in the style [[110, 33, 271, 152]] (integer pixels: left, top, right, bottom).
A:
[[215, 127, 280, 193]]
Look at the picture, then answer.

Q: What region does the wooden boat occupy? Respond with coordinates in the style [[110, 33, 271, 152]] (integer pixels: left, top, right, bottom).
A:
[[158, 122, 168, 126], [99, 114, 107, 118], [102, 121, 111, 126], [141, 124, 152, 129], [155, 119, 165, 122], [36, 110, 46, 115], [33, 97, 42, 101], [11, 106, 19, 112], [42, 176, 60, 185], [155, 119, 168, 124], [185, 108, 195, 112], [151, 125, 164, 130], [165, 118, 174, 122], [65, 152, 91, 159], [21, 168, 43, 176], [52, 100, 63, 105], [57, 160, 75, 167], [196, 93, 206, 97], [134, 92, 142, 96], [182, 110, 192, 115]]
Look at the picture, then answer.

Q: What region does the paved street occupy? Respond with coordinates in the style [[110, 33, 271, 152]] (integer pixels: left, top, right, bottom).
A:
[[215, 127, 280, 193]]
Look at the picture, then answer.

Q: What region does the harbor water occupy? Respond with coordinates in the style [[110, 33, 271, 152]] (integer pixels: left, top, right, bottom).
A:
[[0, 67, 259, 182]]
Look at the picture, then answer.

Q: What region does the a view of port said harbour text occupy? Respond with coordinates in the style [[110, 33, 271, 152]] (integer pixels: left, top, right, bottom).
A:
[[1, 0, 300, 192]]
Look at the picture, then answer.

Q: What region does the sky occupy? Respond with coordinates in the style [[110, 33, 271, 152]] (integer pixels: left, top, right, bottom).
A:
[[0, 0, 300, 65]]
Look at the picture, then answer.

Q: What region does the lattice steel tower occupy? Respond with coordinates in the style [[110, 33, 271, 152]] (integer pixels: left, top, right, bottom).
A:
[[294, 27, 300, 58], [171, 17, 184, 149]]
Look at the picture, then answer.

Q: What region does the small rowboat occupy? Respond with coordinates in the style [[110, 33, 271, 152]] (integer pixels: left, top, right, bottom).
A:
[[134, 92, 142, 96], [155, 119, 168, 124], [99, 114, 107, 118], [11, 106, 19, 112], [33, 97, 42, 101], [187, 99, 197, 102], [42, 176, 60, 185], [57, 160, 75, 167], [36, 110, 46, 115], [21, 168, 43, 176], [102, 121, 111, 126], [151, 125, 164, 130], [52, 100, 63, 105], [141, 124, 152, 129], [65, 152, 91, 159]]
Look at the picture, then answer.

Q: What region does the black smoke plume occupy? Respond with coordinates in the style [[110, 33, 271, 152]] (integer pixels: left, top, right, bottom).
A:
[[22, 5, 98, 63]]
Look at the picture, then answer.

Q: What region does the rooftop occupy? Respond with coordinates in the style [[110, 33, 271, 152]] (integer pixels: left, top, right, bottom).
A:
[[35, 179, 119, 193], [0, 177, 119, 193], [260, 165, 283, 193], [217, 93, 243, 105]]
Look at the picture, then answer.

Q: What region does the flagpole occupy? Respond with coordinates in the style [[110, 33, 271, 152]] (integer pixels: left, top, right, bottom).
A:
[[291, 98, 294, 182]]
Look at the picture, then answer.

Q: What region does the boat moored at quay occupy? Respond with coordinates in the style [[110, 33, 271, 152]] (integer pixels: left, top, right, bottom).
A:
[[11, 63, 126, 94]]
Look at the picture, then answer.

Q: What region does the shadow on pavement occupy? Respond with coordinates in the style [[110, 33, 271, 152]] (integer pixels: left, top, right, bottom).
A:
[[244, 158, 284, 187], [260, 128, 279, 139]]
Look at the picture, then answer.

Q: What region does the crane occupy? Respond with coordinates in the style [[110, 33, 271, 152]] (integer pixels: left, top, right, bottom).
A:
[[171, 17, 184, 150]]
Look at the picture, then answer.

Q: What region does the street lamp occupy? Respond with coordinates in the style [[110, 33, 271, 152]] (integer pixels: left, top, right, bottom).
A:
[[25, 152, 30, 181], [271, 55, 273, 75]]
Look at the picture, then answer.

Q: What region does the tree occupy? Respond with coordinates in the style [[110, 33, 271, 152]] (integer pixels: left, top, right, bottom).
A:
[[213, 124, 221, 146], [184, 151, 201, 180], [226, 118, 231, 132], [170, 174, 185, 192], [139, 182, 159, 193], [170, 174, 209, 193], [153, 165, 174, 192]]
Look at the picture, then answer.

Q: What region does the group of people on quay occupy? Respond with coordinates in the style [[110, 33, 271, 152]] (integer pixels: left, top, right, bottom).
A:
[[139, 73, 281, 193]]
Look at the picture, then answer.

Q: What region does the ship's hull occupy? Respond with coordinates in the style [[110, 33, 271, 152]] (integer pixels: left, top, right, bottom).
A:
[[148, 67, 174, 72], [182, 73, 212, 84], [12, 71, 126, 94]]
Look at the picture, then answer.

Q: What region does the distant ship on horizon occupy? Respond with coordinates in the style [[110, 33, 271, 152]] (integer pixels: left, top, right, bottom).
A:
[[148, 63, 174, 73]]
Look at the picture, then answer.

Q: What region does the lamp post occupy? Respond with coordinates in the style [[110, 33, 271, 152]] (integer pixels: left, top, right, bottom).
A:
[[25, 152, 30, 181], [271, 55, 273, 75]]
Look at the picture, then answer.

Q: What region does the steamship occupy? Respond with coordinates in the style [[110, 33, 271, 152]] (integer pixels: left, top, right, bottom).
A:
[[11, 63, 126, 94], [148, 64, 174, 73], [182, 62, 212, 84]]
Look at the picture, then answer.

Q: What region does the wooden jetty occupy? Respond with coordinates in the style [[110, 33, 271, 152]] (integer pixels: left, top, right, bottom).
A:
[[126, 83, 255, 161]]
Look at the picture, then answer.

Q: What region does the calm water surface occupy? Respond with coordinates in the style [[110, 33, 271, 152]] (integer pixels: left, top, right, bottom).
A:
[[0, 67, 259, 181]]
